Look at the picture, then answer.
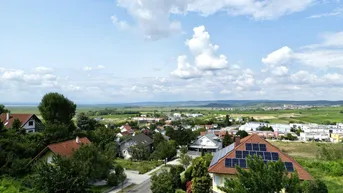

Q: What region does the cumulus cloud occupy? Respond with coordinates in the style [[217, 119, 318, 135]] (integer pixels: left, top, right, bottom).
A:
[[262, 46, 293, 66], [171, 55, 201, 79], [171, 26, 228, 79], [307, 6, 343, 19], [114, 0, 325, 39], [34, 66, 53, 74], [83, 65, 106, 71]]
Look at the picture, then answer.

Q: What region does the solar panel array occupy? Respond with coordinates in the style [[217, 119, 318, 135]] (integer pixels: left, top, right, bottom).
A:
[[224, 143, 295, 172], [210, 143, 235, 167]]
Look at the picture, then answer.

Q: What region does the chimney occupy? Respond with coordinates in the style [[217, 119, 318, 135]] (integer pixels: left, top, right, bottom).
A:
[[76, 136, 80, 144], [235, 136, 240, 146], [6, 112, 10, 121]]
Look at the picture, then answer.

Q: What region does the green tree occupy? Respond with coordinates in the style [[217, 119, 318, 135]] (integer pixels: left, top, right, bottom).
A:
[[11, 118, 22, 131], [72, 144, 113, 180], [179, 147, 192, 169], [76, 112, 98, 131], [222, 131, 233, 147], [38, 92, 76, 125], [0, 104, 8, 114], [301, 179, 328, 193], [151, 169, 175, 193], [128, 144, 150, 161], [224, 115, 232, 126], [219, 156, 302, 193], [152, 132, 166, 149], [236, 130, 249, 139], [191, 157, 212, 193], [151, 140, 177, 161], [34, 156, 89, 193]]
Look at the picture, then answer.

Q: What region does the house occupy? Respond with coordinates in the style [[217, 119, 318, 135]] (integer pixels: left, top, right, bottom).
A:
[[119, 133, 153, 159], [189, 133, 222, 153], [28, 137, 91, 165], [208, 134, 312, 193], [120, 123, 134, 134], [0, 112, 43, 133], [239, 122, 268, 131]]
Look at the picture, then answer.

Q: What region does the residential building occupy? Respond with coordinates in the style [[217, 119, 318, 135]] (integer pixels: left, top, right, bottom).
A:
[[120, 123, 134, 134], [331, 133, 343, 143], [189, 133, 222, 153], [0, 113, 43, 133], [208, 134, 312, 193], [239, 122, 268, 131], [132, 117, 162, 122], [29, 137, 91, 164], [119, 133, 153, 159]]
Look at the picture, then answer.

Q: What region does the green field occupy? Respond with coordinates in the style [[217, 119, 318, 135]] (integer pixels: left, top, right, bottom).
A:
[[270, 141, 343, 193], [5, 105, 343, 124]]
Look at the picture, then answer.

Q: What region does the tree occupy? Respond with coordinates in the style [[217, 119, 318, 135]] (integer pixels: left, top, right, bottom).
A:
[[151, 169, 175, 193], [151, 140, 177, 161], [128, 144, 150, 161], [222, 131, 234, 147], [191, 157, 212, 193], [0, 104, 8, 114], [152, 132, 166, 149], [72, 144, 113, 180], [179, 146, 192, 169], [38, 92, 76, 125], [12, 118, 22, 131], [76, 113, 98, 131], [34, 156, 89, 193], [302, 179, 328, 193], [236, 130, 249, 139], [219, 156, 302, 193], [224, 115, 232, 126]]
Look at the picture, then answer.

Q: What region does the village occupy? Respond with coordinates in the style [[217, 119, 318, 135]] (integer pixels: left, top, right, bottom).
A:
[[1, 95, 341, 193]]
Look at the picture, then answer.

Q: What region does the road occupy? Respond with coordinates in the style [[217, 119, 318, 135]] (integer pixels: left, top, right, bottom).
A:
[[126, 179, 152, 193]]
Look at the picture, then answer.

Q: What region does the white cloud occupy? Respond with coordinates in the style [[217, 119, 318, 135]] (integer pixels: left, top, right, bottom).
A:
[[271, 66, 288, 76], [114, 0, 324, 39], [171, 55, 201, 79], [83, 65, 106, 71], [307, 6, 343, 19], [220, 89, 232, 94], [290, 70, 318, 84], [83, 66, 92, 71], [111, 15, 131, 30], [262, 46, 293, 66], [34, 66, 53, 74]]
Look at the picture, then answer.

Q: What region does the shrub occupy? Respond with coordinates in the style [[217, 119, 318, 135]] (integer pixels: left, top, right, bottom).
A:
[[107, 173, 118, 186], [175, 189, 186, 193], [302, 179, 328, 193]]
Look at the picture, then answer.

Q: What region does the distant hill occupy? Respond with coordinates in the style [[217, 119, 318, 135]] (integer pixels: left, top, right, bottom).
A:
[[3, 100, 343, 108]]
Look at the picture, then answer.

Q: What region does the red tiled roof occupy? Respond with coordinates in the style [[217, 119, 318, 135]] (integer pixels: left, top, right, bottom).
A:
[[208, 134, 313, 180], [47, 137, 91, 157], [0, 113, 36, 128]]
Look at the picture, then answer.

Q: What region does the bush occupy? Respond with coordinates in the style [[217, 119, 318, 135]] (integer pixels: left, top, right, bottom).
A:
[[175, 189, 186, 193], [107, 173, 118, 186], [302, 179, 328, 193]]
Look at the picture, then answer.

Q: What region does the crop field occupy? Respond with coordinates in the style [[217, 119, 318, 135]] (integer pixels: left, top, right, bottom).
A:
[[270, 141, 343, 193]]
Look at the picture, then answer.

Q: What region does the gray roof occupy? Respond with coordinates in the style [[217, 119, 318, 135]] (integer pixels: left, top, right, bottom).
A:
[[209, 143, 235, 167], [120, 133, 153, 150], [204, 133, 221, 146]]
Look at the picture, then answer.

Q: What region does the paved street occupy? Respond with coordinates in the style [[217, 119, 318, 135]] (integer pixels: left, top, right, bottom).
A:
[[109, 158, 181, 193]]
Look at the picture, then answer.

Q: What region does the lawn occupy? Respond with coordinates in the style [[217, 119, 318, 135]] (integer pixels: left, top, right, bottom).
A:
[[270, 141, 343, 193], [114, 159, 163, 174]]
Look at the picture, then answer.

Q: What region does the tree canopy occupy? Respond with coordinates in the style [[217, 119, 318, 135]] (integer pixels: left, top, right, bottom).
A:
[[38, 92, 76, 125], [222, 131, 234, 147], [76, 113, 98, 131], [236, 130, 249, 139]]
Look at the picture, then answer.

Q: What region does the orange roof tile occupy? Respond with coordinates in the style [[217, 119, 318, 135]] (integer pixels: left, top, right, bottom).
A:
[[208, 134, 313, 180], [47, 137, 91, 157], [0, 113, 37, 128]]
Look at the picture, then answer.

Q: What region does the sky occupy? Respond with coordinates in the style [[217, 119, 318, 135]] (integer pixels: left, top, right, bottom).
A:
[[1, 0, 343, 104]]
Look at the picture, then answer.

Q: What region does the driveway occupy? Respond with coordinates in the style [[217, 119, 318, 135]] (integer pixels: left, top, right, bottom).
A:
[[109, 159, 181, 193]]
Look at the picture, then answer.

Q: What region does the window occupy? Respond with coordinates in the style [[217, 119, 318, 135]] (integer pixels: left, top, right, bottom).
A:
[[214, 175, 220, 185], [28, 121, 33, 126]]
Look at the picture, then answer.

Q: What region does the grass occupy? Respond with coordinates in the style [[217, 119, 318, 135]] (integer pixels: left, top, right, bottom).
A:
[[115, 158, 163, 174], [271, 141, 343, 193], [90, 184, 112, 192]]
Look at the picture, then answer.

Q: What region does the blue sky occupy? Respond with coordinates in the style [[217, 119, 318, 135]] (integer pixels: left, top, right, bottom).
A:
[[1, 0, 343, 103]]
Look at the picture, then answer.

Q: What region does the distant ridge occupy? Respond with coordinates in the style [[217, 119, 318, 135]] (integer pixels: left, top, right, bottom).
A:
[[3, 100, 343, 108]]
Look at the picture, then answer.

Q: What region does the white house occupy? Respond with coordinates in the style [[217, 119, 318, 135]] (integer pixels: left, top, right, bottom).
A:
[[119, 134, 153, 159], [173, 113, 182, 118], [239, 122, 268, 131], [189, 133, 222, 153], [0, 113, 43, 133]]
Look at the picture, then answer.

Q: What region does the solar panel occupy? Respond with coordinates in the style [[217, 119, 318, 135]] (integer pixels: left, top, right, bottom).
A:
[[284, 162, 294, 172], [246, 143, 252, 151], [225, 158, 232, 167], [243, 151, 249, 158], [253, 143, 259, 151], [239, 159, 247, 168], [259, 144, 267, 151], [257, 151, 264, 159], [236, 151, 243, 159], [210, 143, 235, 167], [232, 158, 239, 167], [271, 152, 279, 161], [264, 152, 272, 160], [249, 151, 257, 156]]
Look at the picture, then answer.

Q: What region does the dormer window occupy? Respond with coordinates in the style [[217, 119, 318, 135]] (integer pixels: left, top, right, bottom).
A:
[[28, 121, 33, 126]]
